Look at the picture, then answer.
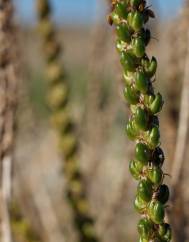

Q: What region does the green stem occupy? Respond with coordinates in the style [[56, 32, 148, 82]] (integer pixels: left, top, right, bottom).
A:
[[36, 1, 99, 242], [109, 1, 171, 241]]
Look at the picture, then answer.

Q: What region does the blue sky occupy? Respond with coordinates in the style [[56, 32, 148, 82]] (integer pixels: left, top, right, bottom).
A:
[[13, 0, 184, 25]]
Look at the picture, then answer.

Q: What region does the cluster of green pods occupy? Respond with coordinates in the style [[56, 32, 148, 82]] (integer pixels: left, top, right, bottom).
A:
[[109, 0, 171, 241]]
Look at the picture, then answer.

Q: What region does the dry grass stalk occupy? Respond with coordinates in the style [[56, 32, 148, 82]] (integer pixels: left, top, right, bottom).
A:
[[0, 1, 18, 241]]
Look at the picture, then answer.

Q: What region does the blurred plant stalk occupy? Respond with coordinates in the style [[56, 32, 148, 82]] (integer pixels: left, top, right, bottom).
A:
[[36, 1, 100, 242], [0, 0, 18, 241]]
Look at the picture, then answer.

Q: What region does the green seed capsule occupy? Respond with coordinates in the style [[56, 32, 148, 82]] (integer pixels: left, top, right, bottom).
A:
[[137, 218, 154, 239], [115, 2, 128, 19], [120, 52, 136, 72], [137, 179, 153, 202], [148, 126, 160, 148], [132, 38, 145, 58], [125, 120, 139, 140], [111, 11, 120, 25], [116, 23, 131, 43], [147, 167, 163, 185], [156, 185, 170, 204], [135, 71, 149, 93], [123, 85, 139, 105], [126, 122, 136, 140], [135, 143, 150, 164], [148, 201, 165, 224], [134, 107, 148, 131], [149, 93, 164, 114], [152, 147, 165, 167], [131, 12, 144, 31], [127, 12, 135, 27], [134, 195, 147, 214], [144, 56, 158, 77], [129, 160, 144, 180]]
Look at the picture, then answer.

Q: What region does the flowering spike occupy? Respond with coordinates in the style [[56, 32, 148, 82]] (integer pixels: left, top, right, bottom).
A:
[[109, 1, 172, 241]]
